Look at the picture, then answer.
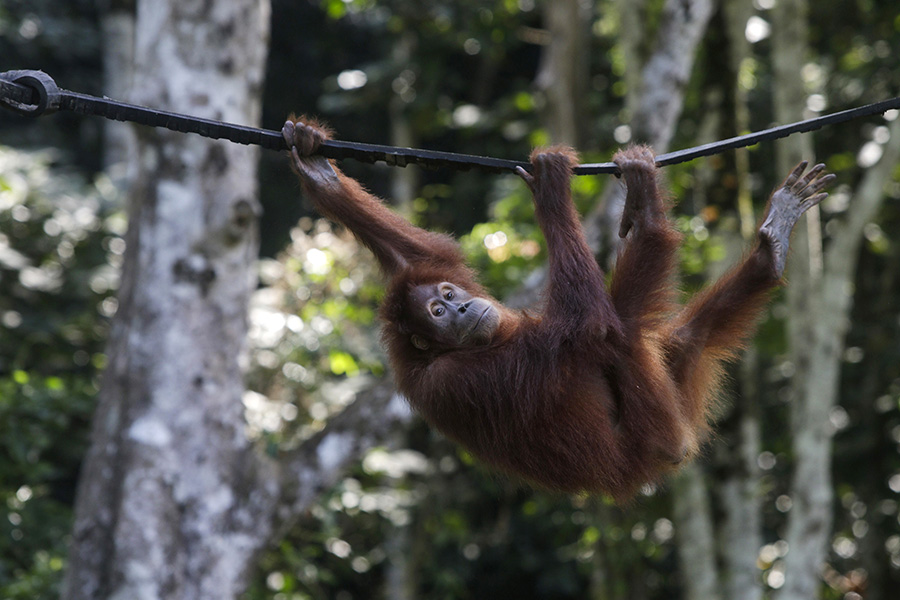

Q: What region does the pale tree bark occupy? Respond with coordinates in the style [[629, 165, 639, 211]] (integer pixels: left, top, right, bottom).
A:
[[673, 464, 722, 600], [769, 1, 827, 597], [779, 114, 900, 600], [66, 0, 413, 575], [99, 0, 138, 181], [626, 0, 715, 148], [708, 229, 765, 600], [535, 0, 591, 147], [716, 365, 764, 600], [51, 0, 404, 598], [854, 254, 900, 600], [389, 32, 418, 213], [771, 1, 900, 598], [384, 525, 416, 600], [589, 0, 715, 270], [716, 2, 764, 599], [618, 0, 647, 121], [63, 1, 273, 598]]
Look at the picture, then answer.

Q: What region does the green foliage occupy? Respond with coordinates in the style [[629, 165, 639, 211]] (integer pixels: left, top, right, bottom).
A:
[[675, 215, 726, 281], [458, 175, 545, 296], [0, 376, 93, 599], [457, 171, 608, 296], [0, 147, 120, 598], [247, 442, 682, 600], [3, 0, 900, 597], [249, 0, 900, 594], [244, 217, 386, 443]]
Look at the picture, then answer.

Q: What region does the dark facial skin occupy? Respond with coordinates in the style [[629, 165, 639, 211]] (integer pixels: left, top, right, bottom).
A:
[[408, 282, 500, 350]]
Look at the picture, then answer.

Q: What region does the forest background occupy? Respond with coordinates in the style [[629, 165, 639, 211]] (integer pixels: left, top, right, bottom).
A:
[[0, 0, 899, 599]]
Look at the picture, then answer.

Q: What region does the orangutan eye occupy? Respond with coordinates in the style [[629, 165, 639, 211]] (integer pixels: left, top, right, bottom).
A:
[[431, 305, 445, 317], [444, 290, 454, 300]]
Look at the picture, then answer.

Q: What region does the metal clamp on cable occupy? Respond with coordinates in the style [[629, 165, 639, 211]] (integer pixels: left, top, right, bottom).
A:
[[0, 70, 61, 117]]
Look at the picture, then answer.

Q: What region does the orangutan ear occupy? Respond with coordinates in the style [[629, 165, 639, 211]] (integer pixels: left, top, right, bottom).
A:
[[411, 335, 430, 351]]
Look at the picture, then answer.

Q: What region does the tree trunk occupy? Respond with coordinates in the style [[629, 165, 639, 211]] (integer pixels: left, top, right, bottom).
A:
[[628, 0, 715, 148], [770, 2, 827, 597], [772, 1, 900, 597], [715, 344, 764, 600], [62, 1, 273, 598], [389, 32, 418, 213], [716, 2, 764, 598], [618, 0, 647, 121], [535, 0, 591, 147], [673, 463, 722, 600], [854, 250, 900, 600], [585, 0, 714, 265], [99, 0, 138, 181]]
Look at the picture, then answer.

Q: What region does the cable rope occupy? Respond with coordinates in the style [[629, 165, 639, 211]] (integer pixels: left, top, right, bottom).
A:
[[2, 70, 899, 175]]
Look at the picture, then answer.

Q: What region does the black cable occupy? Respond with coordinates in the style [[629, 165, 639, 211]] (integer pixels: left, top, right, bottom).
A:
[[2, 70, 899, 175]]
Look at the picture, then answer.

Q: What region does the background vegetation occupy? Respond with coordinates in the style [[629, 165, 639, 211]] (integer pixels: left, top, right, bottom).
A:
[[1, 0, 898, 598]]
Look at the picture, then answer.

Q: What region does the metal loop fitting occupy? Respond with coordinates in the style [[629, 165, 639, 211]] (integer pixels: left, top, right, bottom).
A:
[[0, 70, 61, 116]]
